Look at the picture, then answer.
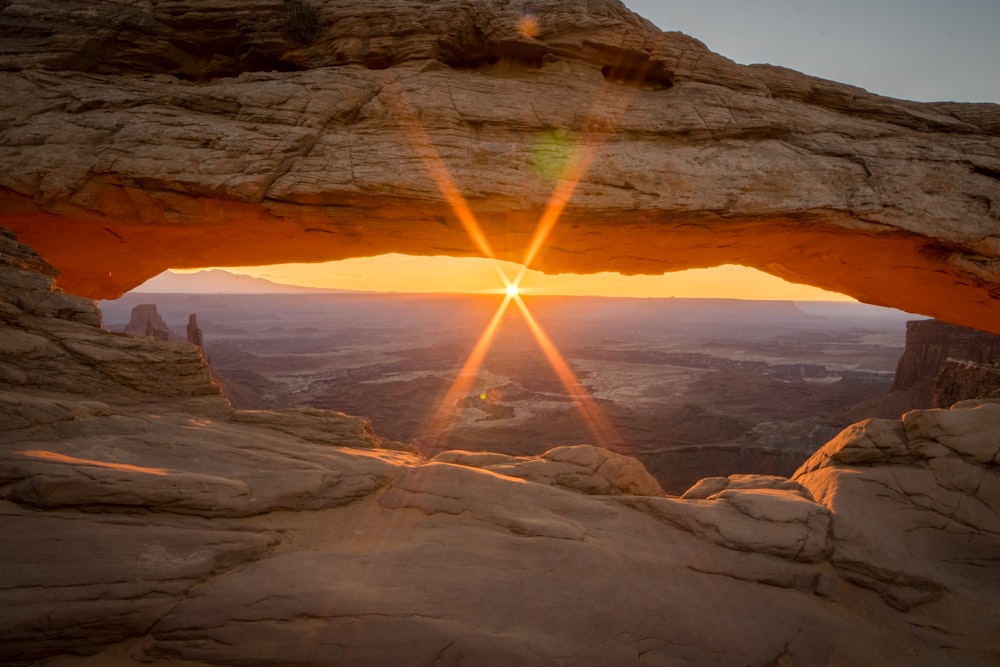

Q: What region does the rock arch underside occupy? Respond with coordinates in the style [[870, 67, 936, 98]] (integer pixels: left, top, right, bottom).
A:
[[1, 0, 1000, 332], [2, 2, 1000, 666]]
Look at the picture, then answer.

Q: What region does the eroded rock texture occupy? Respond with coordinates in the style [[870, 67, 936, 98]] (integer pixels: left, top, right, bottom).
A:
[[892, 318, 1000, 405], [2, 230, 1000, 665], [935, 359, 1000, 407], [0, 0, 999, 332]]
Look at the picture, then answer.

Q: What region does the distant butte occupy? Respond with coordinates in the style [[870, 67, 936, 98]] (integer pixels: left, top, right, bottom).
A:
[[0, 0, 998, 332]]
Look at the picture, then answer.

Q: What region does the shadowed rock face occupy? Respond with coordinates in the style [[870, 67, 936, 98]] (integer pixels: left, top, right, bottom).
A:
[[893, 319, 1000, 404], [1, 0, 999, 331]]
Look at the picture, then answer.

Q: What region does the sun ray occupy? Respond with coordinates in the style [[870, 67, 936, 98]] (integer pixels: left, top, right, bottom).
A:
[[521, 141, 601, 270], [388, 87, 513, 287], [420, 293, 515, 449], [521, 60, 646, 271], [391, 69, 644, 453], [512, 296, 619, 448]]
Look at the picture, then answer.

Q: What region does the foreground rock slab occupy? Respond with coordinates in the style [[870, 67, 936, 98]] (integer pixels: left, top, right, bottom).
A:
[[0, 229, 999, 665]]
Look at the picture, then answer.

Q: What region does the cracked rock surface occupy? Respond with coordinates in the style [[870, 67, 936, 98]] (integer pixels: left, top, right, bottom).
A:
[[1, 231, 1000, 665]]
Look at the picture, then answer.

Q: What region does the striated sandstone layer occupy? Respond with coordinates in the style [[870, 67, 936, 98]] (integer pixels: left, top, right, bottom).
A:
[[2, 232, 1000, 664], [935, 359, 1000, 407], [891, 318, 1000, 406], [0, 1, 998, 331]]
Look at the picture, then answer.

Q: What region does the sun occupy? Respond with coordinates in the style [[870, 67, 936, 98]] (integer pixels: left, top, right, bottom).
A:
[[505, 283, 520, 297]]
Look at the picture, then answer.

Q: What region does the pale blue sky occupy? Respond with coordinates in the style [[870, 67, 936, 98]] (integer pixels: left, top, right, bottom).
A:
[[625, 0, 999, 103]]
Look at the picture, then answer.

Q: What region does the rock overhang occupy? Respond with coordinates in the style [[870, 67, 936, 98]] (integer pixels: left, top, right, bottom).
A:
[[0, 0, 998, 332]]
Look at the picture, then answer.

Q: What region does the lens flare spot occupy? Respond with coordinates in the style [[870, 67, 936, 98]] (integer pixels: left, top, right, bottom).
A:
[[517, 14, 540, 39]]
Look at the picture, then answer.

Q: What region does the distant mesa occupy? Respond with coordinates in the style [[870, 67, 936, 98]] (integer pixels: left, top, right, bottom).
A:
[[134, 269, 364, 294]]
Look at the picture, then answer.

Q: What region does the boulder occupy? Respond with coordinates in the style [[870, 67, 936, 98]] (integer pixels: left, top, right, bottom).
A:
[[681, 472, 812, 499], [795, 400, 1000, 612], [433, 443, 665, 496]]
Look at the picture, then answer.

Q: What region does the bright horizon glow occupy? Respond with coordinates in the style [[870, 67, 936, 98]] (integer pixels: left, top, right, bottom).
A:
[[167, 257, 853, 301], [505, 283, 520, 298]]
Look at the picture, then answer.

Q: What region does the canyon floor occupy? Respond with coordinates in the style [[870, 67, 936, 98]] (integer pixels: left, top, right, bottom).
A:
[[101, 292, 911, 493]]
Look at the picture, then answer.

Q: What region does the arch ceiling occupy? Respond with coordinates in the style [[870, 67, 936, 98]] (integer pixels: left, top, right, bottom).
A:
[[1, 0, 998, 331]]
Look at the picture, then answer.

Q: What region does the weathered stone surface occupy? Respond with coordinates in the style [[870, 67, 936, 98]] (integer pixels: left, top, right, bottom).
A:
[[148, 497, 852, 667], [231, 406, 418, 452], [796, 400, 1000, 614], [681, 472, 812, 499], [0, 508, 276, 664], [0, 229, 419, 520], [903, 401, 1000, 464], [0, 229, 226, 408], [625, 487, 831, 563], [0, 1, 998, 333], [0, 409, 416, 517], [935, 359, 1000, 407], [433, 443, 665, 496]]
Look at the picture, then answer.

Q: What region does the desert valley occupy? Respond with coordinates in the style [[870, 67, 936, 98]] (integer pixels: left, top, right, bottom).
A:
[[101, 283, 913, 493]]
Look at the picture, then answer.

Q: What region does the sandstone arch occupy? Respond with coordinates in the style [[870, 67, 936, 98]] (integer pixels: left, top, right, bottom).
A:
[[1, 0, 998, 332]]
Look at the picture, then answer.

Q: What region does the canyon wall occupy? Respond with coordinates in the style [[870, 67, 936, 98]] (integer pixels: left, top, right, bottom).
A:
[[0, 0, 998, 332], [935, 359, 1000, 407], [892, 319, 1000, 405]]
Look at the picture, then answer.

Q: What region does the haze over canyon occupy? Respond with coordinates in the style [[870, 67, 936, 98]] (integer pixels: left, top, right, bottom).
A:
[[101, 281, 918, 495]]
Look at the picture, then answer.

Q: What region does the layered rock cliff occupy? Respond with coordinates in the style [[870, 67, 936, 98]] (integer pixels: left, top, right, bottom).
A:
[[935, 359, 1000, 407], [2, 231, 1000, 665], [0, 0, 998, 333], [891, 319, 1000, 406]]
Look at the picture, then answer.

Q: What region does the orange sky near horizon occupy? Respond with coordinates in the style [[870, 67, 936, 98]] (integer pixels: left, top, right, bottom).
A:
[[174, 255, 855, 301]]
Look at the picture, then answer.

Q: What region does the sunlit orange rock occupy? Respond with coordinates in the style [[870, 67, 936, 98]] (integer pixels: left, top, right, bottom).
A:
[[0, 0, 998, 334]]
